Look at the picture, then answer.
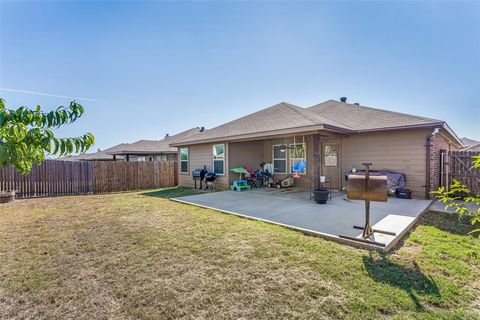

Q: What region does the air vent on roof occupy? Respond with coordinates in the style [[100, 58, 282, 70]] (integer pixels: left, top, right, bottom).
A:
[[165, 133, 169, 138], [200, 126, 205, 132], [354, 103, 360, 106], [340, 97, 347, 103]]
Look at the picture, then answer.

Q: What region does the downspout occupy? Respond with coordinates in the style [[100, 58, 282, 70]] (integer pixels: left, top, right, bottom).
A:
[[425, 128, 440, 199]]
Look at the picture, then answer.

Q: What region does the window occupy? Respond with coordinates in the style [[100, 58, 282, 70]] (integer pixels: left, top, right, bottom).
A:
[[180, 148, 188, 173], [213, 144, 225, 175], [289, 143, 306, 174], [273, 145, 287, 174], [324, 145, 338, 166], [156, 154, 167, 161]]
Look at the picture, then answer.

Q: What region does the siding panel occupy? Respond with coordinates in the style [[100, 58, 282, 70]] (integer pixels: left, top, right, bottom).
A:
[[178, 143, 229, 189], [341, 129, 430, 198]]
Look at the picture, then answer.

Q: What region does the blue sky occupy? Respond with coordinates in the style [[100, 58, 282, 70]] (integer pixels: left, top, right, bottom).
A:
[[1, 1, 479, 150]]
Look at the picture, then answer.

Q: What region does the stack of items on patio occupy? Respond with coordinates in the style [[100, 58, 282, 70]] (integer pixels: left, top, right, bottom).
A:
[[230, 160, 307, 191]]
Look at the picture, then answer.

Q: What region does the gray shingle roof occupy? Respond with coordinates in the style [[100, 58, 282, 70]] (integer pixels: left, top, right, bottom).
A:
[[307, 100, 443, 131], [461, 137, 480, 148], [108, 128, 202, 155], [172, 102, 354, 145], [61, 144, 127, 161]]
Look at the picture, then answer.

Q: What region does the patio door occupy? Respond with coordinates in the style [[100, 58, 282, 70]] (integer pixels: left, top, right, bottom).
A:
[[321, 141, 341, 189]]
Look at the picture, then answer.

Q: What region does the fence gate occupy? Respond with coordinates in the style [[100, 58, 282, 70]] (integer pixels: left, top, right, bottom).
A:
[[442, 151, 480, 195]]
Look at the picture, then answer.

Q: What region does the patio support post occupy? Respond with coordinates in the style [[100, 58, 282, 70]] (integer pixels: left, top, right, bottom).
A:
[[313, 134, 321, 189]]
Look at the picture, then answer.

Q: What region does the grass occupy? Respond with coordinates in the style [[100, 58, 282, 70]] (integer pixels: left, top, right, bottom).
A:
[[0, 187, 479, 319]]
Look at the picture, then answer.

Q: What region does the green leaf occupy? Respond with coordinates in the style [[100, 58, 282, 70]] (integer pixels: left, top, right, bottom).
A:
[[0, 99, 94, 173]]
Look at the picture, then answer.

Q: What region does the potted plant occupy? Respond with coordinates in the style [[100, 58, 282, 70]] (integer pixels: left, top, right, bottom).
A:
[[312, 188, 329, 204], [0, 190, 15, 203]]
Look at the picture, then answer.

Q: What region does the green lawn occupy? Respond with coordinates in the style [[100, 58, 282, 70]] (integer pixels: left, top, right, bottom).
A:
[[0, 188, 478, 319]]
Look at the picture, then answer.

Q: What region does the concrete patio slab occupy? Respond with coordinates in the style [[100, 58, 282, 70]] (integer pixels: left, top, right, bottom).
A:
[[171, 189, 433, 252]]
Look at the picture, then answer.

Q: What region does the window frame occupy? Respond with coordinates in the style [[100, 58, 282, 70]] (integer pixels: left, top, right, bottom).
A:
[[212, 144, 225, 175], [323, 144, 338, 167], [289, 143, 307, 175], [272, 144, 287, 174], [179, 147, 189, 174], [156, 154, 167, 161]]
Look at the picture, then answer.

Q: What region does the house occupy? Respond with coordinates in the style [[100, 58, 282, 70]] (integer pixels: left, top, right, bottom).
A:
[[171, 99, 463, 198], [62, 128, 203, 162], [107, 127, 203, 161], [61, 144, 127, 161], [460, 137, 480, 152]]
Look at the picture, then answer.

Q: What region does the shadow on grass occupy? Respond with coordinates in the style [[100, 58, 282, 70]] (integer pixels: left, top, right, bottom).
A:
[[140, 187, 202, 199], [363, 253, 440, 311], [421, 211, 475, 236]]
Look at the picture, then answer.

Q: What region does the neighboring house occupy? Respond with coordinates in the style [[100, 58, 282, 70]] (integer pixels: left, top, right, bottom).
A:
[[107, 128, 203, 161], [61, 144, 127, 161], [171, 99, 463, 198], [460, 137, 480, 152]]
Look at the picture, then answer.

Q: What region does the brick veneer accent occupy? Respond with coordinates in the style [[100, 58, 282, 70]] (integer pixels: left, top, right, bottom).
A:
[[429, 133, 459, 194]]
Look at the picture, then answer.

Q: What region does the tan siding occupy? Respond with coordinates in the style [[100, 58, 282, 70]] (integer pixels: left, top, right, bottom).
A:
[[178, 143, 229, 189], [228, 141, 264, 185], [341, 129, 430, 198], [261, 136, 314, 188]]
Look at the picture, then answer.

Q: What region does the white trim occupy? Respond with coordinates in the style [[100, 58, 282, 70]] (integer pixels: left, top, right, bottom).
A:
[[323, 143, 338, 167], [289, 143, 307, 175], [179, 147, 189, 174], [272, 144, 287, 174], [212, 143, 225, 175]]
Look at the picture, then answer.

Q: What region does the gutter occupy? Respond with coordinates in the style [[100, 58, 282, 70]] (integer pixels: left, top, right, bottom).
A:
[[106, 151, 177, 155], [356, 122, 445, 133], [171, 124, 357, 147], [171, 122, 455, 147]]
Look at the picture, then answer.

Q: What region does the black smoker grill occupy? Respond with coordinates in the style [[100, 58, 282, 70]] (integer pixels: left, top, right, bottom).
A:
[[192, 168, 206, 189], [192, 167, 217, 190]]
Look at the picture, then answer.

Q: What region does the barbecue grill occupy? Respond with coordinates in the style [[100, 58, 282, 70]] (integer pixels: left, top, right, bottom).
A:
[[192, 167, 217, 190], [204, 172, 217, 190], [192, 167, 206, 189]]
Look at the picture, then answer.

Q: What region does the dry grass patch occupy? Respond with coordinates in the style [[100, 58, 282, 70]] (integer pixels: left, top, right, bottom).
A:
[[0, 189, 478, 319]]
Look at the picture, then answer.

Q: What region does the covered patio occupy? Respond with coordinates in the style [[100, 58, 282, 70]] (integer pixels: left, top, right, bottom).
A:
[[171, 189, 433, 252]]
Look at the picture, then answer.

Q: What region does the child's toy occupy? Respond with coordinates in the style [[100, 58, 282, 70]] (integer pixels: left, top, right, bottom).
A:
[[231, 179, 251, 191], [292, 160, 307, 178]]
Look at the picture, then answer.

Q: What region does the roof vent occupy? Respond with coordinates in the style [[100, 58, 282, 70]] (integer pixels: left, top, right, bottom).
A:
[[200, 126, 205, 132], [165, 133, 169, 138], [354, 103, 360, 106], [340, 97, 347, 103]]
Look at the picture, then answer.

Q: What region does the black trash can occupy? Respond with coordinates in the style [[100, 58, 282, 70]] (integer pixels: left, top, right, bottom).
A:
[[313, 188, 330, 204]]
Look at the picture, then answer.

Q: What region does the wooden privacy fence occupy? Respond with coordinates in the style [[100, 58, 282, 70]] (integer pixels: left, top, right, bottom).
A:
[[92, 161, 177, 193], [0, 160, 177, 198], [442, 151, 480, 195]]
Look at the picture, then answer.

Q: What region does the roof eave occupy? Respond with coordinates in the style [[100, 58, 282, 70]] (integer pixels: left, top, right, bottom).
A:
[[107, 150, 176, 155], [356, 122, 445, 133], [171, 124, 355, 146], [355, 122, 463, 147], [441, 122, 464, 147]]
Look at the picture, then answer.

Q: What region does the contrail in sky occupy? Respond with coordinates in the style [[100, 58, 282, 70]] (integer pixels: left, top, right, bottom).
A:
[[0, 88, 108, 102]]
